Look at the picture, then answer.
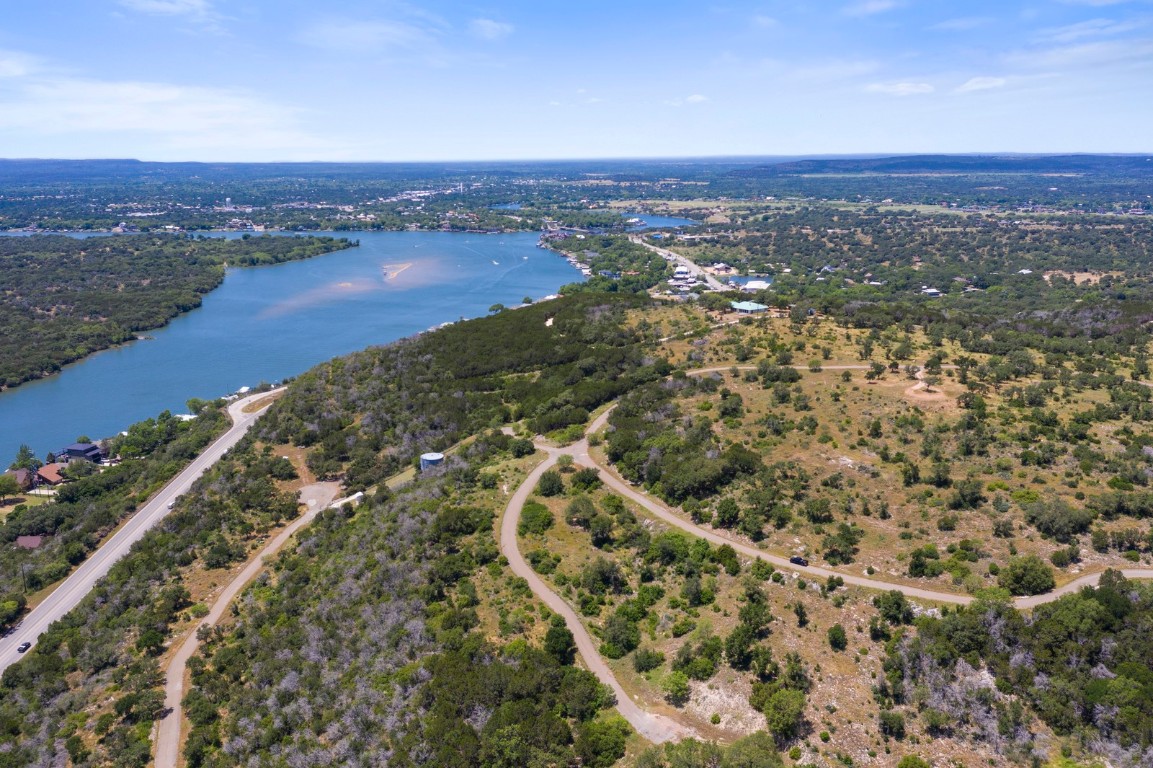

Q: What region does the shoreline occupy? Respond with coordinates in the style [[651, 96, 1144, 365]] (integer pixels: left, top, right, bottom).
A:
[[0, 231, 582, 460], [0, 238, 355, 395]]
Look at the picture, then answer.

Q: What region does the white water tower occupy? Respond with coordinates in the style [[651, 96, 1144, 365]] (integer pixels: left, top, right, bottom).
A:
[[420, 452, 445, 471]]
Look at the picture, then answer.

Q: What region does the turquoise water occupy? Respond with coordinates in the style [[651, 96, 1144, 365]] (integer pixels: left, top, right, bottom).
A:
[[0, 231, 582, 459]]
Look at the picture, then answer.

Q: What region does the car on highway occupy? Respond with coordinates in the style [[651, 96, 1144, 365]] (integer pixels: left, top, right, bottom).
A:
[[16, 642, 31, 653], [788, 555, 809, 567]]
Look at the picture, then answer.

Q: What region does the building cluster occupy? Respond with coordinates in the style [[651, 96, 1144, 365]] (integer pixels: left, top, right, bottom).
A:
[[3, 442, 109, 493]]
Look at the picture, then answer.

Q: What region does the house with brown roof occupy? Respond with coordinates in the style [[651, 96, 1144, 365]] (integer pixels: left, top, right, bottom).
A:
[[36, 462, 67, 486], [3, 468, 35, 491]]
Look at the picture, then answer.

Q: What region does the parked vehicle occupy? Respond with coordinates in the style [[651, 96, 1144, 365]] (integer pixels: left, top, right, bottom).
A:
[[789, 555, 809, 567]]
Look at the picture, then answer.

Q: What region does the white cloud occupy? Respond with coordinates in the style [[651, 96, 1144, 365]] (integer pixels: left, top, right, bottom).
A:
[[1058, 0, 1135, 6], [118, 0, 213, 18], [1006, 38, 1153, 69], [753, 15, 779, 28], [665, 94, 709, 107], [0, 74, 330, 158], [931, 16, 993, 31], [1036, 18, 1143, 44], [305, 19, 433, 53], [956, 76, 1007, 92], [789, 59, 881, 81], [470, 18, 513, 41], [844, 0, 902, 18], [0, 51, 37, 78], [865, 81, 934, 96]]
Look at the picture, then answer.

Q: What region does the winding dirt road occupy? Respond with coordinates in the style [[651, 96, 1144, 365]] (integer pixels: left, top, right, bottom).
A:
[[500, 447, 696, 744], [580, 405, 1153, 610], [501, 395, 1153, 741], [153, 482, 350, 768]]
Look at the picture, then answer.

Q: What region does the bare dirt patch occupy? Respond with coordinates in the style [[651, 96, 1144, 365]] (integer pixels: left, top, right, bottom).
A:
[[241, 390, 284, 414], [1043, 269, 1121, 285], [685, 671, 763, 736]]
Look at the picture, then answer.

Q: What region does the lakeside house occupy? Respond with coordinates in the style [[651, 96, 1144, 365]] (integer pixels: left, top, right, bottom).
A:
[[59, 443, 104, 464], [36, 463, 66, 486], [2, 468, 35, 491]]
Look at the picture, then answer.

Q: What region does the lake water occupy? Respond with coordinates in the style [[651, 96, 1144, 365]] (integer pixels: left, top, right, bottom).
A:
[[0, 231, 582, 459], [726, 275, 775, 287], [622, 213, 700, 230]]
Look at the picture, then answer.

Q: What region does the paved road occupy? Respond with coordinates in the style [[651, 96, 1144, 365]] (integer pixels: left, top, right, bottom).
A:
[[500, 447, 695, 744], [154, 482, 347, 768], [0, 389, 284, 675]]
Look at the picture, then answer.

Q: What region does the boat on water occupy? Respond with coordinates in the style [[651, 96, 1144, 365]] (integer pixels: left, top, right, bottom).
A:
[[381, 262, 413, 280]]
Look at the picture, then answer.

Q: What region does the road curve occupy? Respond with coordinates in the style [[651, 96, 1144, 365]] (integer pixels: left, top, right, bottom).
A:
[[154, 482, 347, 768], [500, 447, 695, 744], [580, 405, 1153, 610], [0, 388, 284, 675]]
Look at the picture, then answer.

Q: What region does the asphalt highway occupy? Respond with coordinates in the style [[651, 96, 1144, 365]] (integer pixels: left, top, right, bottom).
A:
[[0, 388, 283, 675]]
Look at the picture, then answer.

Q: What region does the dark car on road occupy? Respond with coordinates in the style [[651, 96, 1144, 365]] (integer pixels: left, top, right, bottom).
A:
[[789, 555, 809, 567], [16, 642, 31, 653]]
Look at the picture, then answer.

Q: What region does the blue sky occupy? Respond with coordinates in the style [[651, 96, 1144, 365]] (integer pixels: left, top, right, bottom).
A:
[[0, 1, 1149, 161]]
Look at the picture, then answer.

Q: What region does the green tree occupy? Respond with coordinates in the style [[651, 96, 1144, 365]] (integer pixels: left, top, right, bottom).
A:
[[544, 622, 576, 666], [537, 470, 564, 497], [510, 438, 535, 458], [518, 501, 554, 536], [874, 590, 914, 625], [793, 602, 808, 627], [575, 716, 631, 768], [566, 495, 596, 528], [827, 623, 847, 651], [589, 514, 614, 548], [570, 467, 603, 492], [721, 731, 784, 768], [0, 474, 19, 503], [600, 611, 640, 658], [879, 711, 906, 740], [715, 498, 740, 528], [136, 628, 165, 654], [633, 648, 665, 673], [999, 555, 1056, 595], [762, 688, 806, 744], [10, 444, 41, 471], [663, 670, 691, 706]]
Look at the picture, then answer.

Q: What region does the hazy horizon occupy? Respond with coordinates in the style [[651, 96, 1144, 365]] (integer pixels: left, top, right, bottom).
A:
[[0, 151, 1150, 166], [2, 1, 1150, 162]]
